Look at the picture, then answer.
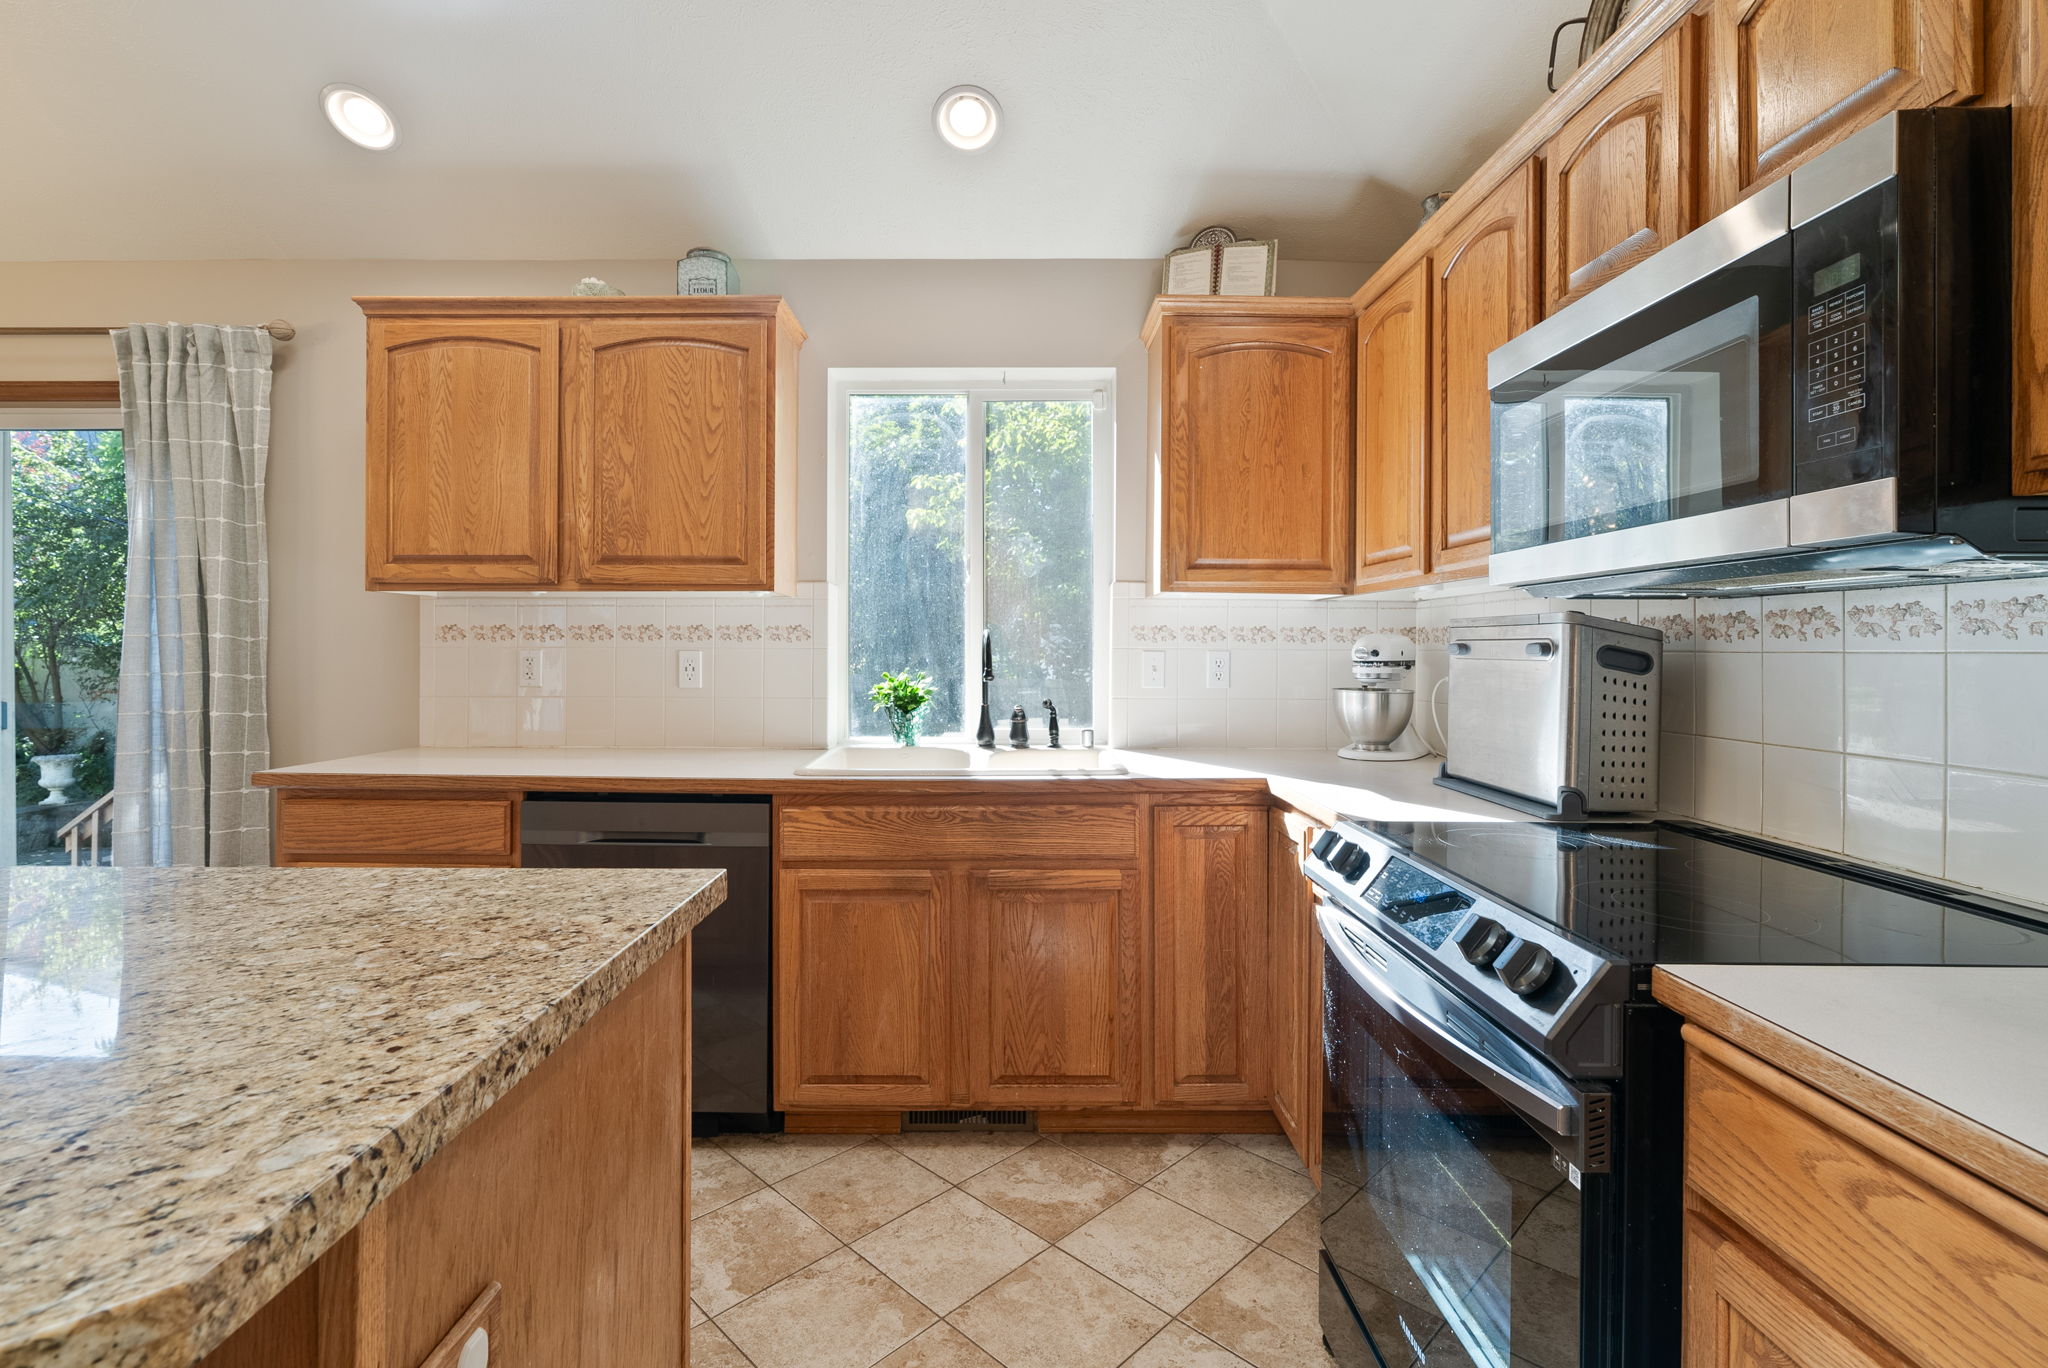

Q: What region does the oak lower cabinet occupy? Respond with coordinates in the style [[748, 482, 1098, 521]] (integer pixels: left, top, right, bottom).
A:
[[1681, 1026, 2048, 1368], [1267, 811, 1323, 1179], [1701, 0, 1983, 215], [1144, 297, 1355, 594], [1352, 261, 1432, 591], [1429, 160, 1541, 578], [965, 868, 1145, 1106], [361, 297, 803, 594], [1152, 805, 1271, 1107], [775, 868, 952, 1108]]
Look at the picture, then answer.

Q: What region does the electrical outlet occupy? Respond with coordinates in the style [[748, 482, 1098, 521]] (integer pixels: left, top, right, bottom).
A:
[[676, 650, 704, 689], [1141, 651, 1167, 690], [518, 650, 543, 690], [1205, 651, 1231, 689]]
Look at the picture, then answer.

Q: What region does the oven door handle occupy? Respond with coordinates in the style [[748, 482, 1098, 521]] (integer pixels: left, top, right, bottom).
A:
[[1320, 903, 1586, 1141]]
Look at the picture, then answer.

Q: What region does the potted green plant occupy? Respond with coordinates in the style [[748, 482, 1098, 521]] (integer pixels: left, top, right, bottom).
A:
[[867, 670, 936, 746]]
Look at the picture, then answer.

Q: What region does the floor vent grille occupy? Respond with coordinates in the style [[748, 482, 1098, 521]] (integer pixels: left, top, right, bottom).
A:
[[901, 1110, 1036, 1132]]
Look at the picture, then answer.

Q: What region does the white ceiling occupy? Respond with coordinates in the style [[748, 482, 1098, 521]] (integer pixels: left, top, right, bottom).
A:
[[1, 0, 1583, 263]]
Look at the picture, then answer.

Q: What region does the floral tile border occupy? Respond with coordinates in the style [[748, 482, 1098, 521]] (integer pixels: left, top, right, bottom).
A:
[[1763, 604, 1841, 643], [1846, 599, 1944, 642], [1696, 609, 1760, 644], [1951, 592, 2048, 642]]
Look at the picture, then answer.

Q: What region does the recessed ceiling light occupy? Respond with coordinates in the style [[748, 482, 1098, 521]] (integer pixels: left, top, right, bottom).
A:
[[933, 85, 1001, 152], [320, 83, 399, 151]]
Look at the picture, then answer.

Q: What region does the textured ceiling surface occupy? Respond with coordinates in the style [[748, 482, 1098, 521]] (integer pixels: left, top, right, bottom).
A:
[[1, 0, 1583, 262]]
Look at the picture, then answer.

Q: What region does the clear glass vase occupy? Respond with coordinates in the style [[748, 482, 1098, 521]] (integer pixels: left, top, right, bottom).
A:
[[887, 709, 924, 747]]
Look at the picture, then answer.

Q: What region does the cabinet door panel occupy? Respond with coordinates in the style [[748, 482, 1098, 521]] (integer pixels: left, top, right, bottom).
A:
[[777, 869, 948, 1107], [1430, 161, 1539, 576], [1160, 317, 1353, 592], [969, 868, 1143, 1106], [1267, 812, 1322, 1178], [366, 320, 559, 587], [1152, 806, 1269, 1106], [1545, 27, 1694, 309], [1704, 0, 1981, 212], [1684, 1211, 1907, 1368], [565, 320, 774, 589], [1353, 263, 1431, 589]]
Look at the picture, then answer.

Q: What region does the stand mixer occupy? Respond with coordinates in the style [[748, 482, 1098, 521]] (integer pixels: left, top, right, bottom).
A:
[[1333, 633, 1432, 761]]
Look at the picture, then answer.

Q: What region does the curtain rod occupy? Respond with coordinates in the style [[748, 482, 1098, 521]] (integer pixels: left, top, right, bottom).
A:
[[0, 320, 297, 341]]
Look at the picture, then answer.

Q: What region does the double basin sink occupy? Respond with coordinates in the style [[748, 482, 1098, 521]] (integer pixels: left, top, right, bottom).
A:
[[795, 744, 1128, 777]]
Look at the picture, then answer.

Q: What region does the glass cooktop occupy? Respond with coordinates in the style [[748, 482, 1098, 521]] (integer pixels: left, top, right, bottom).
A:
[[1350, 819, 2048, 968]]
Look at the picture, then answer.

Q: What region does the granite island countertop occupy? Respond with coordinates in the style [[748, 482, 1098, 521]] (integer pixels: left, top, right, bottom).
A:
[[0, 865, 725, 1368]]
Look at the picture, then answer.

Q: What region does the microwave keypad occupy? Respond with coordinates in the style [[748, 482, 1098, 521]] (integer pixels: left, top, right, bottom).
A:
[[1805, 285, 1868, 438]]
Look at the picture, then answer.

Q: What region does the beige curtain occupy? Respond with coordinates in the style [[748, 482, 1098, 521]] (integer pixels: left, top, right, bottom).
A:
[[111, 324, 273, 867]]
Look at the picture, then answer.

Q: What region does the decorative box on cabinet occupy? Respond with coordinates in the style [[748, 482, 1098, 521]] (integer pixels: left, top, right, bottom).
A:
[[361, 296, 803, 594], [1144, 297, 1355, 594]]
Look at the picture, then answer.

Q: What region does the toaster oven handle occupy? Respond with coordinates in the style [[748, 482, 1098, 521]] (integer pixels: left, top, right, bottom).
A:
[[1318, 901, 1585, 1141]]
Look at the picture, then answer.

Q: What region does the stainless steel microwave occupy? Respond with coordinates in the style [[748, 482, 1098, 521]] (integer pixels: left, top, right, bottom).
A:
[[1487, 107, 2048, 597]]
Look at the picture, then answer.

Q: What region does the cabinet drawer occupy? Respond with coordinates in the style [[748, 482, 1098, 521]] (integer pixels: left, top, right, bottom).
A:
[[274, 792, 519, 866], [1684, 1030, 2048, 1368], [778, 802, 1140, 863]]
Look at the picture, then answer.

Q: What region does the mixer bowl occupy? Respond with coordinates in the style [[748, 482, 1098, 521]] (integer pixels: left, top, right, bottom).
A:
[[1333, 686, 1415, 750]]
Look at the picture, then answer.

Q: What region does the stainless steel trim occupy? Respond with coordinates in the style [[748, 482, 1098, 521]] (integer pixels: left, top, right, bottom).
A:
[[1317, 899, 1583, 1139], [1490, 177, 1789, 388], [1791, 113, 1900, 227], [1788, 476, 1900, 545], [1490, 499, 1790, 587]]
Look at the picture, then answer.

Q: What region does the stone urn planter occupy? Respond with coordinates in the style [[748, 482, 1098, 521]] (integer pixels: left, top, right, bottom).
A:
[[32, 752, 81, 806]]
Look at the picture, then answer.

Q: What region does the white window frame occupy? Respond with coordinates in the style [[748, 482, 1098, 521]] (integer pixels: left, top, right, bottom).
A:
[[826, 368, 1114, 746]]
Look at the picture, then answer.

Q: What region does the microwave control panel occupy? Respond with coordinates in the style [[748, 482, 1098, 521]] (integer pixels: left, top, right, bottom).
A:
[[1792, 181, 1896, 490]]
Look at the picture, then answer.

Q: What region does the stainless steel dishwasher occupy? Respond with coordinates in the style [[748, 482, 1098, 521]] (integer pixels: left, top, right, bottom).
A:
[[520, 794, 776, 1134]]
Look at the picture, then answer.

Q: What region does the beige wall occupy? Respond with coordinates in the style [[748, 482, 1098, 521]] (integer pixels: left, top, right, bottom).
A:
[[0, 257, 1370, 765]]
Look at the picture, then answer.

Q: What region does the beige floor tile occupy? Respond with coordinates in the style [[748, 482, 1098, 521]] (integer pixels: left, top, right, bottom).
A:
[[776, 1142, 953, 1240], [873, 1322, 1004, 1368], [959, 1144, 1135, 1241], [1056, 1188, 1254, 1313], [694, 1141, 767, 1216], [1181, 1248, 1323, 1368], [852, 1189, 1048, 1314], [691, 1320, 757, 1368], [717, 1248, 935, 1368], [716, 1131, 871, 1184], [1044, 1132, 1209, 1183], [951, 1249, 1169, 1368], [881, 1130, 1043, 1183], [691, 1299, 708, 1327], [1218, 1132, 1308, 1175], [692, 1188, 842, 1315], [1260, 1202, 1319, 1271], [1124, 1321, 1257, 1368], [1146, 1141, 1312, 1242]]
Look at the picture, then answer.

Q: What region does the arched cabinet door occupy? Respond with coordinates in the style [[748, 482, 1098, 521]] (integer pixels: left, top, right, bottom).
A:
[[1429, 160, 1540, 578], [563, 320, 778, 590], [1147, 300, 1354, 593], [366, 319, 560, 587], [1353, 261, 1431, 591]]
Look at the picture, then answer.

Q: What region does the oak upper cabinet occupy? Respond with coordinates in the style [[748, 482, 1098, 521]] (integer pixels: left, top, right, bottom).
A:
[[1267, 811, 1323, 1179], [776, 868, 951, 1108], [365, 318, 561, 587], [1152, 805, 1270, 1106], [1701, 0, 1982, 215], [360, 297, 803, 593], [1145, 298, 1355, 594], [1429, 160, 1541, 578], [965, 868, 1145, 1107], [1543, 24, 1696, 310], [564, 314, 798, 590], [1353, 261, 1432, 590]]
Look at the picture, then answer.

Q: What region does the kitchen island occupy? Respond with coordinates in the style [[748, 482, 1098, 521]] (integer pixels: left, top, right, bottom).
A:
[[0, 865, 724, 1368]]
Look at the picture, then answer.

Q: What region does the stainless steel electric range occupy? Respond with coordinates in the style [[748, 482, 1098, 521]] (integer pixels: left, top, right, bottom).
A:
[[1304, 817, 2048, 1368]]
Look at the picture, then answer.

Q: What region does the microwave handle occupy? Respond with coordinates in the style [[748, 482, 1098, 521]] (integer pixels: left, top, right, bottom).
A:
[[1319, 901, 1585, 1141]]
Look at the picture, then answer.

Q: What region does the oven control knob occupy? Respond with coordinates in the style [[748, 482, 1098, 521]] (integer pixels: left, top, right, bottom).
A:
[[1497, 938, 1557, 997], [1454, 913, 1511, 967], [1311, 830, 1345, 861], [1330, 842, 1371, 881]]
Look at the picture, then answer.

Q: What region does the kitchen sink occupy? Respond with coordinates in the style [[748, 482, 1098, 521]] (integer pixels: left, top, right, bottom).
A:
[[795, 745, 1127, 776]]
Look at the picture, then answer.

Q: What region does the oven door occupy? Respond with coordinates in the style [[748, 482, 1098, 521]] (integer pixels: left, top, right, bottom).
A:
[[1486, 178, 1795, 590], [1319, 900, 1601, 1368]]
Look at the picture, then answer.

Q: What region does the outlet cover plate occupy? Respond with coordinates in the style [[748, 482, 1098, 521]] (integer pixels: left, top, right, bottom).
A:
[[1141, 651, 1166, 689], [1205, 651, 1230, 689], [676, 650, 704, 689]]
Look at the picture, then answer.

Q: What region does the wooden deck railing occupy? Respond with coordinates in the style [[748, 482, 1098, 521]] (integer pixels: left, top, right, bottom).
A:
[[58, 793, 113, 866]]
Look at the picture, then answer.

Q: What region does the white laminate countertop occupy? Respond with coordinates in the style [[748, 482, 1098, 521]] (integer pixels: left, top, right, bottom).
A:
[[256, 746, 1529, 823]]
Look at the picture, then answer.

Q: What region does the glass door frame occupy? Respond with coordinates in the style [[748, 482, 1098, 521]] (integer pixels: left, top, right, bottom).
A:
[[825, 368, 1114, 746]]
